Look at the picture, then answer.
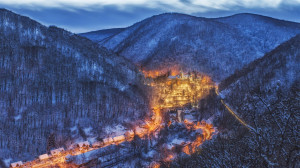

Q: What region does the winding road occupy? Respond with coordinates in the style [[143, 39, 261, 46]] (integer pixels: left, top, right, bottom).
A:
[[215, 86, 256, 132]]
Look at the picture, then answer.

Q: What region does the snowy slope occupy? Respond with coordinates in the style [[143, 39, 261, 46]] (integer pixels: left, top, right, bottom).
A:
[[0, 9, 149, 161], [97, 13, 300, 81], [220, 34, 300, 93], [219, 34, 299, 120], [215, 13, 300, 54], [214, 34, 300, 168], [173, 34, 300, 168]]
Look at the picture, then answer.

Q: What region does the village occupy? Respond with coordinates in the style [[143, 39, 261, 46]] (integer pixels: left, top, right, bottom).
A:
[[10, 70, 216, 168]]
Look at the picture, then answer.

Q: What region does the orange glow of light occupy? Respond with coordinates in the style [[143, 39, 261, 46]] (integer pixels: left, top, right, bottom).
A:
[[167, 120, 172, 127], [183, 120, 215, 155], [141, 65, 181, 78], [164, 154, 175, 162], [142, 69, 216, 158], [147, 71, 215, 109], [150, 162, 161, 168], [170, 69, 180, 76], [24, 69, 216, 167], [182, 145, 191, 155], [145, 108, 162, 133], [201, 76, 212, 84], [142, 70, 161, 78]]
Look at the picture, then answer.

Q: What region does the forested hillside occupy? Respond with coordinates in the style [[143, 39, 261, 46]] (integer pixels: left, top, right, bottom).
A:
[[84, 13, 300, 81], [215, 13, 300, 54], [172, 34, 300, 167], [0, 9, 150, 161]]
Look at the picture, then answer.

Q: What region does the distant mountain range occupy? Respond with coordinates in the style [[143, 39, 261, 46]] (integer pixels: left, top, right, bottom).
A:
[[0, 9, 149, 160], [79, 28, 125, 43], [81, 13, 300, 81]]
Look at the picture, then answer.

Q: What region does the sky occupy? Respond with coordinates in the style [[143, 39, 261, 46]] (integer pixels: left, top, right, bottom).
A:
[[0, 0, 299, 33]]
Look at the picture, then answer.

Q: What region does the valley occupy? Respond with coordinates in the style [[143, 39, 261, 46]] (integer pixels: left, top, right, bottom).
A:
[[12, 70, 218, 167], [1, 8, 299, 168]]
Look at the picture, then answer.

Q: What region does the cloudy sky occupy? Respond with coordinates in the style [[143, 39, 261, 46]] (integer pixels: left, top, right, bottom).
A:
[[0, 0, 300, 33]]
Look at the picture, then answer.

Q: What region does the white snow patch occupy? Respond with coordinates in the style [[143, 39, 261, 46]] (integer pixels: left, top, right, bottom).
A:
[[218, 92, 225, 99], [143, 150, 156, 158], [70, 126, 77, 132], [205, 117, 214, 124], [103, 124, 126, 137], [4, 158, 12, 167], [14, 114, 22, 121], [171, 138, 185, 145], [148, 38, 158, 47], [184, 114, 196, 122], [83, 127, 92, 136], [166, 143, 174, 149], [171, 36, 178, 41], [88, 137, 97, 144]]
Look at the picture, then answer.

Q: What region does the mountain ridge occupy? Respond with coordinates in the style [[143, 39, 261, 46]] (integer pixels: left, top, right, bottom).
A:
[[92, 12, 300, 81], [220, 34, 300, 90], [79, 28, 125, 43]]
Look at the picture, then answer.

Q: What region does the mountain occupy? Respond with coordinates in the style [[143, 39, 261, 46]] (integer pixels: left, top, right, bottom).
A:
[[215, 13, 300, 54], [79, 28, 125, 43], [87, 13, 300, 81], [220, 34, 300, 92], [0, 9, 149, 161], [174, 34, 300, 167], [218, 34, 300, 167]]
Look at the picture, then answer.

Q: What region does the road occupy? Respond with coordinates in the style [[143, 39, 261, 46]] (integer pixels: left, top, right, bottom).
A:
[[215, 86, 256, 132], [21, 108, 163, 168], [18, 74, 215, 168]]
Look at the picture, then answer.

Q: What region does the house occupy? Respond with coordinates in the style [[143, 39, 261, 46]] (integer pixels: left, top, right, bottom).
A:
[[50, 147, 64, 156], [113, 135, 125, 143], [125, 130, 134, 140], [10, 161, 23, 168], [77, 141, 90, 148], [102, 137, 114, 145], [135, 127, 147, 137], [177, 109, 183, 122], [92, 141, 103, 148], [39, 154, 49, 160]]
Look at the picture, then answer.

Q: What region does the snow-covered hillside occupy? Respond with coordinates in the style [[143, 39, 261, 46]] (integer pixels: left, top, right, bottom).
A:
[[85, 13, 300, 81], [172, 34, 299, 168], [215, 13, 300, 54], [0, 9, 149, 161], [220, 34, 300, 95]]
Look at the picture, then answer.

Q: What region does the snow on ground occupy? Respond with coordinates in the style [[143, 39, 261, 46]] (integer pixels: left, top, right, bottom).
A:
[[4, 158, 12, 167], [184, 114, 197, 122], [83, 127, 92, 136], [143, 150, 157, 159], [171, 138, 185, 145], [14, 115, 22, 121], [70, 126, 77, 132], [103, 124, 127, 137], [205, 117, 214, 124], [88, 137, 97, 144]]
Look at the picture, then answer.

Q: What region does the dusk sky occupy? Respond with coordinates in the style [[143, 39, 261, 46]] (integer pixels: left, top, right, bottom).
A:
[[0, 0, 299, 33]]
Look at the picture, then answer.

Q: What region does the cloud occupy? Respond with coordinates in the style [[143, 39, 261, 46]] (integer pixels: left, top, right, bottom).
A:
[[1, 0, 300, 13], [1, 0, 299, 33]]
